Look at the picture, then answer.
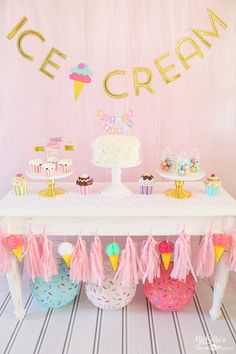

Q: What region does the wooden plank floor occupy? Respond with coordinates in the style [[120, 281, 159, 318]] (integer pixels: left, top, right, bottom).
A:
[[1, 239, 236, 354]]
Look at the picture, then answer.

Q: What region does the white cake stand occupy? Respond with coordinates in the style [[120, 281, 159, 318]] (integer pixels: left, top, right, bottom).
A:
[[93, 160, 141, 197], [156, 168, 205, 199], [26, 170, 74, 197]]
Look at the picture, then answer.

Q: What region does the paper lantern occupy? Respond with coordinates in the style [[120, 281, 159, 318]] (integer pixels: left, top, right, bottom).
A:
[[85, 263, 136, 310], [144, 262, 195, 311], [30, 260, 79, 308]]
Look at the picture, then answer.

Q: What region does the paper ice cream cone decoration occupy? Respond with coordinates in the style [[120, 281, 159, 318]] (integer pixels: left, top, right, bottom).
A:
[[214, 245, 224, 263], [58, 242, 75, 268], [158, 241, 174, 271], [7, 235, 24, 262], [213, 233, 231, 263], [69, 63, 92, 101], [105, 243, 121, 272]]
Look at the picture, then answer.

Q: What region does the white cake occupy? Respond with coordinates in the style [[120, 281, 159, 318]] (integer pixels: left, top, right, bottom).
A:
[[92, 135, 140, 166]]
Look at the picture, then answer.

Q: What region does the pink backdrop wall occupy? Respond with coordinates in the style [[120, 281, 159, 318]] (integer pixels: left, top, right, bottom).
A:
[[0, 0, 236, 197]]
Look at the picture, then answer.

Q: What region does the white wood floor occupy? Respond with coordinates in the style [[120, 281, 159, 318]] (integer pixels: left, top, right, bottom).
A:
[[1, 238, 236, 354]]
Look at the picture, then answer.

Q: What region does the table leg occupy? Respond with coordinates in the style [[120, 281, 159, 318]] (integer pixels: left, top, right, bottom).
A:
[[209, 252, 230, 320], [6, 255, 26, 320]]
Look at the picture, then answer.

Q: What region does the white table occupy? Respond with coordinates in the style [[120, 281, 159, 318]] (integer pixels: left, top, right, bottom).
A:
[[0, 182, 236, 320]]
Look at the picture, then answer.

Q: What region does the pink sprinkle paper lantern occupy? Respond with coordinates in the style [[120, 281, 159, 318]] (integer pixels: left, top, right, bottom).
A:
[[144, 262, 195, 311]]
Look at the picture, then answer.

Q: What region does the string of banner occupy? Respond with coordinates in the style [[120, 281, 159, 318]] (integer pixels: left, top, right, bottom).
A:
[[4, 2, 228, 101]]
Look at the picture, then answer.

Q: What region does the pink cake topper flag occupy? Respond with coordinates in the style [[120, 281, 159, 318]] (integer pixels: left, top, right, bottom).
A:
[[70, 236, 91, 283], [195, 230, 215, 278], [40, 229, 58, 282], [170, 229, 197, 282], [90, 235, 104, 286], [115, 236, 141, 286], [0, 230, 12, 276], [69, 63, 92, 101], [140, 235, 160, 283], [25, 228, 41, 281]]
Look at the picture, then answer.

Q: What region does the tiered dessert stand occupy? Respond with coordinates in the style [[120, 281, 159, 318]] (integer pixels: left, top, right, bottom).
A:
[[156, 169, 205, 199], [26, 170, 73, 197], [93, 160, 141, 197]]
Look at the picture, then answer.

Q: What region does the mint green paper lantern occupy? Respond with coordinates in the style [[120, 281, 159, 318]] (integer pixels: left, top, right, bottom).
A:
[[30, 260, 79, 308]]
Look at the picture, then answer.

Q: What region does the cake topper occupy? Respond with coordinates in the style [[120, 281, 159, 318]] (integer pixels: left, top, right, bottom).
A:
[[96, 110, 134, 135]]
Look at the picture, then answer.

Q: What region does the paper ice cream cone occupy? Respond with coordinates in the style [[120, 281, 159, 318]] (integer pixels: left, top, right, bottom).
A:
[[109, 254, 119, 272], [74, 81, 85, 101], [214, 245, 224, 263], [62, 255, 72, 268], [13, 246, 23, 262], [161, 252, 172, 270]]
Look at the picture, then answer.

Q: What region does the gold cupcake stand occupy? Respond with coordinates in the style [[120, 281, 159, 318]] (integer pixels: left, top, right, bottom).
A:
[[26, 170, 73, 198], [156, 169, 205, 199]]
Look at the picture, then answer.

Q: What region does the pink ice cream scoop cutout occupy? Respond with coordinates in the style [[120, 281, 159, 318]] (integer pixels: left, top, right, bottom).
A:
[[69, 63, 92, 101]]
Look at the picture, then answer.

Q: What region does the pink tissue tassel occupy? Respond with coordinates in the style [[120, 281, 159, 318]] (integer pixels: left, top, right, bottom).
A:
[[90, 236, 104, 286], [227, 229, 236, 271], [140, 235, 160, 283], [195, 230, 215, 278], [0, 231, 12, 275], [40, 230, 58, 282], [171, 230, 197, 282], [70, 236, 90, 283], [25, 229, 41, 281], [115, 236, 141, 286]]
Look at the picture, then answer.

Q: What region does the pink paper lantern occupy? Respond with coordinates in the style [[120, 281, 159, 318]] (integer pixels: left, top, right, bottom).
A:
[[144, 262, 195, 311]]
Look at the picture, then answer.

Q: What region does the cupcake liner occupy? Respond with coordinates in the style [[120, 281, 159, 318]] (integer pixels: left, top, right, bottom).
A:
[[45, 170, 55, 177], [14, 185, 27, 196], [206, 186, 220, 196], [61, 166, 71, 174], [31, 165, 42, 174], [79, 185, 92, 195], [140, 185, 153, 195]]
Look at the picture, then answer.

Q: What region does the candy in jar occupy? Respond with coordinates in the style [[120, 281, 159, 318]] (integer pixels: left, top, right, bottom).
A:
[[175, 153, 191, 175], [160, 148, 174, 172], [190, 148, 201, 172]]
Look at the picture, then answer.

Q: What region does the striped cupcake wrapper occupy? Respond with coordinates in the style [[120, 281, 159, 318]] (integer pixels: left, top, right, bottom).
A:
[[14, 185, 27, 196], [79, 185, 92, 195], [140, 185, 153, 195]]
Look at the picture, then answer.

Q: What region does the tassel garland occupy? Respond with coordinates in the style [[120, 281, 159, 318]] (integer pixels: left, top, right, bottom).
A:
[[140, 235, 160, 283], [70, 237, 90, 283]]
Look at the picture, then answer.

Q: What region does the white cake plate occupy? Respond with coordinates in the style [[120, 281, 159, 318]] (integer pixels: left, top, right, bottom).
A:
[[156, 168, 205, 199], [92, 160, 141, 198], [26, 170, 74, 197]]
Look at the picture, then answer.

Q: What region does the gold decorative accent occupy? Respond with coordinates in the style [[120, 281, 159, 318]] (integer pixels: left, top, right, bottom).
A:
[[165, 180, 192, 199], [39, 47, 67, 79], [154, 52, 181, 84], [39, 179, 64, 197], [17, 30, 45, 61], [7, 17, 28, 40], [133, 67, 156, 95], [103, 70, 128, 99]]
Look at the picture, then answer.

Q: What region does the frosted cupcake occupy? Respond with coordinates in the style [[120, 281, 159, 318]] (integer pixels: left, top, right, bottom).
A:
[[12, 174, 27, 196], [42, 163, 55, 177], [47, 156, 59, 170], [205, 173, 221, 196], [76, 174, 93, 195], [139, 174, 155, 195], [58, 159, 72, 174], [29, 159, 43, 174]]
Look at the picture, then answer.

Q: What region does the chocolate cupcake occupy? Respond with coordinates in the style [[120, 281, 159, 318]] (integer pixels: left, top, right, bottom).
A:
[[76, 174, 93, 195], [139, 174, 155, 195]]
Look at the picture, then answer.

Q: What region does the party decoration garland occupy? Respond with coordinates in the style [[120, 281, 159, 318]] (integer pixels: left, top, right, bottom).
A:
[[5, 9, 227, 99], [90, 236, 104, 286], [58, 242, 75, 268], [69, 63, 92, 101], [105, 242, 121, 272], [96, 110, 134, 135], [25, 229, 41, 281], [213, 233, 231, 263], [70, 237, 90, 283], [0, 231, 12, 276], [39, 230, 58, 282], [140, 235, 160, 283], [158, 240, 174, 271], [195, 230, 215, 278], [7, 235, 24, 262]]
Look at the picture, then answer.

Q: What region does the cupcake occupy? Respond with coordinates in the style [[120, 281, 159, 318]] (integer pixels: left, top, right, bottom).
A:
[[58, 159, 72, 174], [47, 156, 59, 170], [29, 159, 43, 174], [42, 163, 55, 177], [205, 173, 221, 196], [139, 174, 155, 195], [12, 174, 27, 196], [76, 174, 93, 195]]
